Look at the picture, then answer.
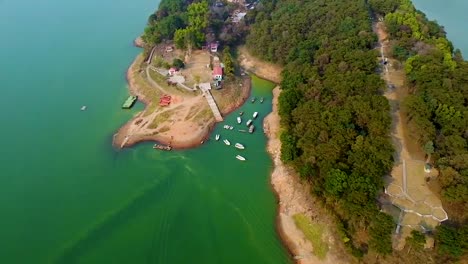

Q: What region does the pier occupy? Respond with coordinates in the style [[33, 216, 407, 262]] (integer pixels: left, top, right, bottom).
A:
[[199, 83, 223, 122]]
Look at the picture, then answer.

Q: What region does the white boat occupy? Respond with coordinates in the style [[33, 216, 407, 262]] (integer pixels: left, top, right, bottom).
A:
[[229, 126, 234, 130], [246, 119, 253, 127], [253, 112, 258, 119], [215, 134, 220, 141], [236, 155, 246, 161], [237, 117, 242, 124], [81, 106, 87, 111], [249, 125, 255, 134], [260, 97, 264, 103], [223, 125, 228, 129], [223, 139, 231, 146], [235, 143, 245, 149]]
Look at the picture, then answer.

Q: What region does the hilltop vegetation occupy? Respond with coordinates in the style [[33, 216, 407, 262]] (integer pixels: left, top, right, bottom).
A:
[[248, 0, 395, 257], [370, 0, 468, 261]]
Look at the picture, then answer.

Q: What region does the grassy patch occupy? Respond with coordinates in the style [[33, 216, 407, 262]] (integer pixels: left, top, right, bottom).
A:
[[193, 105, 213, 123], [185, 103, 204, 121], [212, 77, 246, 111], [147, 110, 172, 129], [293, 214, 329, 259]]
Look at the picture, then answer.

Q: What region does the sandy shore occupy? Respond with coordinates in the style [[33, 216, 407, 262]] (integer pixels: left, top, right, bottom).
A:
[[113, 52, 251, 150], [264, 88, 350, 264], [238, 46, 283, 83]]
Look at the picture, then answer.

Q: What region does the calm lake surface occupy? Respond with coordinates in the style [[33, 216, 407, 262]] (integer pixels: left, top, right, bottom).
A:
[[412, 0, 468, 55], [0, 0, 290, 263]]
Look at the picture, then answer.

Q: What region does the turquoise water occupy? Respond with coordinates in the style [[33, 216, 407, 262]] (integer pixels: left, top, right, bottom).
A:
[[412, 0, 468, 55], [0, 0, 290, 263]]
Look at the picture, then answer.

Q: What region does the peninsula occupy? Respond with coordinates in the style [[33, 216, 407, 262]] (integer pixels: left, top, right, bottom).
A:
[[114, 0, 252, 149]]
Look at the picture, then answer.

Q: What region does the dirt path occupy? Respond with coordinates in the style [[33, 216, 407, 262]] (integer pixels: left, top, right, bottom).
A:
[[373, 22, 446, 248]]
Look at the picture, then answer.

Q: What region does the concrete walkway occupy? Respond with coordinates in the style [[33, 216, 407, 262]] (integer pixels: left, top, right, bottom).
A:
[[200, 83, 223, 122]]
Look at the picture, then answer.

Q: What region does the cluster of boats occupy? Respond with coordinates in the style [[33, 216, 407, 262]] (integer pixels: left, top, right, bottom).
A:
[[215, 110, 262, 161], [251, 97, 264, 104], [214, 135, 246, 161]]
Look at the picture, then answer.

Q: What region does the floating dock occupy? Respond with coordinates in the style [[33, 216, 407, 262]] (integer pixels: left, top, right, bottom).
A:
[[122, 95, 138, 109]]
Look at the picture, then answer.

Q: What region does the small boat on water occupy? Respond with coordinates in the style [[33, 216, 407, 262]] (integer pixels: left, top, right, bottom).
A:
[[230, 126, 234, 130], [153, 144, 172, 151], [249, 125, 255, 134], [253, 112, 258, 119], [81, 106, 87, 111], [246, 119, 253, 127], [235, 143, 245, 150], [238, 129, 247, 133], [236, 155, 246, 161], [215, 134, 220, 141], [237, 116, 242, 124], [239, 111, 244, 116], [260, 97, 264, 103], [223, 139, 231, 146], [251, 97, 256, 103]]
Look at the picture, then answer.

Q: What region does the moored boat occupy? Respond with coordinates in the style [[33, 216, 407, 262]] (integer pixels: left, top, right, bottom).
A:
[[229, 126, 234, 130], [253, 112, 258, 119], [235, 143, 245, 149], [80, 105, 87, 111], [246, 119, 253, 127], [215, 134, 220, 141], [260, 97, 264, 103], [122, 95, 138, 109], [249, 125, 255, 134], [237, 116, 242, 124], [239, 111, 244, 116], [251, 97, 256, 103], [223, 139, 231, 146], [236, 155, 246, 161], [153, 144, 172, 151]]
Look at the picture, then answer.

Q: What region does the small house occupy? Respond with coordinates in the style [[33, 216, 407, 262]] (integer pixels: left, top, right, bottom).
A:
[[210, 42, 219, 53], [168, 67, 178, 76], [212, 66, 223, 81]]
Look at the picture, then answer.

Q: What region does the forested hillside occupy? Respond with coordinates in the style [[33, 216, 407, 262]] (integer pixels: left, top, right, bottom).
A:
[[247, 0, 395, 257], [370, 0, 468, 261]]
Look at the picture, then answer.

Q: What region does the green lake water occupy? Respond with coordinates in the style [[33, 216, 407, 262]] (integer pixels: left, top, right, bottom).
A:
[[0, 0, 290, 263]]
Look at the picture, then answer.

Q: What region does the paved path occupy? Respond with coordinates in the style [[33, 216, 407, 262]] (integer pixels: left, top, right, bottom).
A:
[[201, 88, 223, 122]]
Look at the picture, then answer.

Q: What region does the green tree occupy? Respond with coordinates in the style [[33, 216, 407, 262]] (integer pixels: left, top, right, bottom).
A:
[[222, 46, 234, 77], [406, 230, 426, 251], [369, 212, 394, 255], [436, 225, 465, 258], [172, 58, 185, 69], [423, 141, 434, 163], [324, 169, 348, 197]]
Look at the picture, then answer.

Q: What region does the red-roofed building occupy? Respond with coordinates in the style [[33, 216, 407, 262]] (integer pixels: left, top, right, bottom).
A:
[[212, 66, 223, 81]]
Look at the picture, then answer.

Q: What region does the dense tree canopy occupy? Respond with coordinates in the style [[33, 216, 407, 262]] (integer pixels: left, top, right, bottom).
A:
[[248, 0, 395, 256]]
